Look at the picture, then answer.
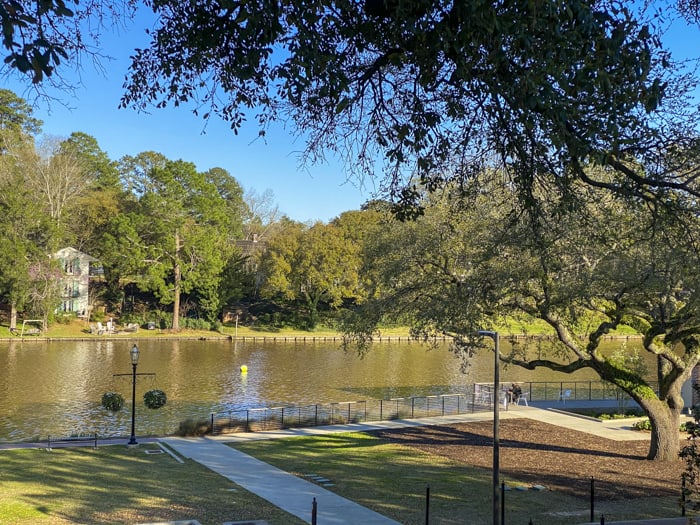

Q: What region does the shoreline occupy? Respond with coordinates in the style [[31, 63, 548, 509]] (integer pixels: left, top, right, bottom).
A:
[[0, 333, 642, 343]]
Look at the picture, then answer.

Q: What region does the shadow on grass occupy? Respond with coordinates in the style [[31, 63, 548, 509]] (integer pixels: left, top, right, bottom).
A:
[[233, 427, 683, 524], [0, 445, 305, 525]]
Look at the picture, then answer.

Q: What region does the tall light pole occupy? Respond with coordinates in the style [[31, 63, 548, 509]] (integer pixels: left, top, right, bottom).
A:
[[128, 344, 140, 446], [478, 330, 500, 525]]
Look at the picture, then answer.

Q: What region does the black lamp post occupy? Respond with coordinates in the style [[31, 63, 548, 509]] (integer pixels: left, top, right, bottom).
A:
[[128, 344, 139, 445], [478, 330, 501, 525]]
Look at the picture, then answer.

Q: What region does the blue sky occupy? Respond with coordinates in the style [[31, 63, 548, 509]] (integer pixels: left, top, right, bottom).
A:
[[3, 7, 698, 223], [4, 13, 374, 224]]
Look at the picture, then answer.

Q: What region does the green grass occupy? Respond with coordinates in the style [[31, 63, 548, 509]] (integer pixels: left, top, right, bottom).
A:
[[0, 317, 641, 341], [0, 444, 305, 525], [0, 435, 684, 525], [233, 432, 682, 525]]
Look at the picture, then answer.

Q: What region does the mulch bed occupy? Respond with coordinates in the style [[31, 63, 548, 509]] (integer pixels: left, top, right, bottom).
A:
[[370, 418, 686, 500]]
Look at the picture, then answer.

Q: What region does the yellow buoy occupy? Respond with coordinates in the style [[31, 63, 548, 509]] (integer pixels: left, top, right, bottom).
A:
[[240, 365, 248, 373]]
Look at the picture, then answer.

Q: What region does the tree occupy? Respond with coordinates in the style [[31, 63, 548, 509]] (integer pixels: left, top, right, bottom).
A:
[[0, 89, 53, 328], [58, 133, 125, 253], [4, 4, 699, 213], [119, 1, 700, 216], [203, 166, 247, 241], [112, 154, 239, 329], [0, 0, 136, 84], [0, 89, 42, 144], [242, 187, 281, 242], [260, 219, 363, 328], [59, 132, 120, 189], [0, 140, 55, 328], [345, 175, 700, 461], [27, 135, 90, 238]]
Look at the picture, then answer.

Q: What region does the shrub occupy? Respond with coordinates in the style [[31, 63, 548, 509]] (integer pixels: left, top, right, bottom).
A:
[[143, 389, 167, 409], [55, 312, 77, 324], [632, 419, 651, 431], [120, 313, 145, 326], [175, 418, 212, 436], [632, 418, 687, 432], [179, 317, 212, 330], [101, 392, 125, 411]]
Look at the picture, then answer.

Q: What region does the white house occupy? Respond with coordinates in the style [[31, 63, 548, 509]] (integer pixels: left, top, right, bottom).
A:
[[54, 247, 100, 318]]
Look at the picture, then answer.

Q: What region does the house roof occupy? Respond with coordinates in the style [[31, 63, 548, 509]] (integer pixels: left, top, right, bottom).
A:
[[54, 247, 99, 262]]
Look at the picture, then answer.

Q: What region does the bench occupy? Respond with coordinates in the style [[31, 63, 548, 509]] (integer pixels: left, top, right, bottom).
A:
[[47, 433, 98, 450]]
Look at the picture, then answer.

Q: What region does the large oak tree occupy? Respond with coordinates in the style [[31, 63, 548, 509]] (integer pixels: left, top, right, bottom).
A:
[[345, 174, 700, 461]]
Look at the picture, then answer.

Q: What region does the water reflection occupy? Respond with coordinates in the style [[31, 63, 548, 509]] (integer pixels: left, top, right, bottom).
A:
[[0, 337, 636, 442]]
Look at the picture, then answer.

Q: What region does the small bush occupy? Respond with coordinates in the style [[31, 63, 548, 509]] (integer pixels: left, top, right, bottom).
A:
[[632, 418, 687, 432], [179, 317, 213, 330], [55, 313, 77, 324], [175, 418, 212, 436], [632, 419, 652, 431], [143, 389, 167, 409], [120, 313, 145, 326], [101, 392, 125, 411]]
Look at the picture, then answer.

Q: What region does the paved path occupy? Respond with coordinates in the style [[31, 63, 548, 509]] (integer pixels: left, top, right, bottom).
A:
[[507, 405, 653, 441], [162, 436, 402, 525], [581, 518, 688, 525]]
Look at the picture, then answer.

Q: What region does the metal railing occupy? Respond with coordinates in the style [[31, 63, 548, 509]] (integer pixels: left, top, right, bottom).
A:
[[489, 380, 658, 403], [211, 392, 485, 434], [210, 380, 649, 435]]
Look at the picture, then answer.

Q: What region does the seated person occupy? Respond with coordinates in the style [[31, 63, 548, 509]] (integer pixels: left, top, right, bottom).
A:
[[508, 383, 522, 403]]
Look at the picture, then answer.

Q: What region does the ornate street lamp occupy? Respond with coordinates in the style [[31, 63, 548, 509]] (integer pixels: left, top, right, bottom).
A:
[[478, 330, 501, 525], [128, 344, 140, 445]]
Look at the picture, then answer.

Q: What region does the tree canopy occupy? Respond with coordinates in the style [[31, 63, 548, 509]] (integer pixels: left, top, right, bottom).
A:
[[4, 3, 699, 214], [341, 174, 700, 460], [117, 0, 700, 216]]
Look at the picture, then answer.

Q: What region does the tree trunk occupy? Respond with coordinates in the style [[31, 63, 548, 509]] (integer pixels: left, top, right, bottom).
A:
[[643, 399, 681, 461], [173, 261, 181, 331], [172, 230, 181, 332], [9, 302, 17, 330], [303, 291, 319, 329]]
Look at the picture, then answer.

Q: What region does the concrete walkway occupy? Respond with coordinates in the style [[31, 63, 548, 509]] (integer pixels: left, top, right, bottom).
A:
[[162, 436, 402, 525], [161, 404, 665, 525], [580, 518, 688, 525]]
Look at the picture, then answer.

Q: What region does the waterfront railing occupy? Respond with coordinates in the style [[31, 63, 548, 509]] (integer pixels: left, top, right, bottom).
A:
[[210, 380, 647, 435]]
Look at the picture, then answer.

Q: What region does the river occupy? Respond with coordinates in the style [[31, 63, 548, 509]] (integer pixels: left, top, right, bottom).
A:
[[0, 337, 636, 442]]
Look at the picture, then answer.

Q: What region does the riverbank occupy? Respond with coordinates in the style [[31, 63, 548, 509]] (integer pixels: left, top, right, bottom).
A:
[[0, 319, 642, 343], [0, 322, 413, 342]]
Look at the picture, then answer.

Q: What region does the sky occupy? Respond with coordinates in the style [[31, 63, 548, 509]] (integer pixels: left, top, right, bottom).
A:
[[4, 12, 375, 224], [3, 7, 698, 223]]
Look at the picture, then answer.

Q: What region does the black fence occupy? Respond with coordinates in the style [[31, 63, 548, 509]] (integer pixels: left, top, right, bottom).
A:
[[210, 380, 652, 435], [497, 380, 658, 403], [211, 392, 485, 434]]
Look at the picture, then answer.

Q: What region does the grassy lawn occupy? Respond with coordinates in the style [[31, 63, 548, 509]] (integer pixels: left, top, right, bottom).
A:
[[0, 443, 305, 525], [0, 318, 639, 340], [0, 319, 396, 339], [232, 432, 680, 525], [0, 434, 682, 525]]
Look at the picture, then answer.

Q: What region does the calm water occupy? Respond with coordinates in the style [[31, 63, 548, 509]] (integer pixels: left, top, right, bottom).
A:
[[0, 337, 631, 442]]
